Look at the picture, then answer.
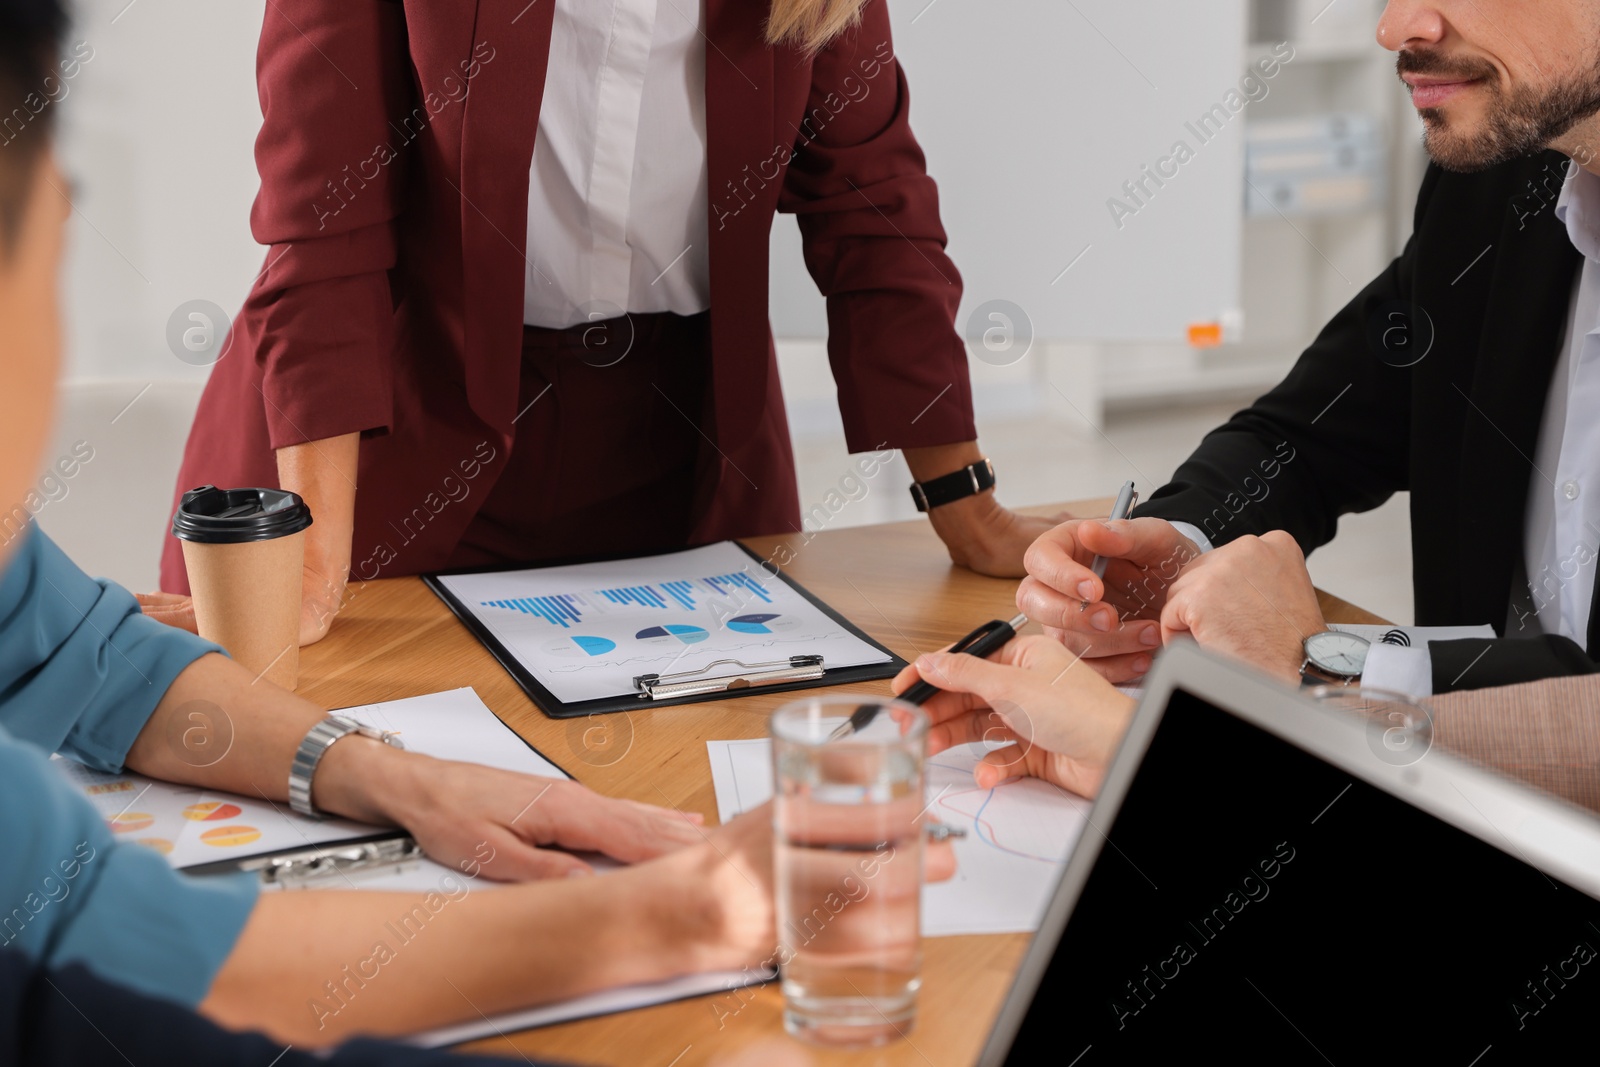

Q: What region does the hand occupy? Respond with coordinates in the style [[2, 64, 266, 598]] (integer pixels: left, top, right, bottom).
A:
[[893, 635, 1136, 799], [667, 803, 958, 975], [134, 541, 350, 645], [1160, 530, 1324, 686], [926, 492, 1071, 578], [138, 435, 358, 646], [135, 590, 199, 633], [318, 741, 708, 879], [1016, 516, 1200, 683], [277, 433, 359, 646], [295, 506, 353, 646]]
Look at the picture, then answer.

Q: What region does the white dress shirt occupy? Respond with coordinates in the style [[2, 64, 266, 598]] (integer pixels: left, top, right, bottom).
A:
[[1168, 160, 1600, 698], [523, 0, 712, 329], [1518, 164, 1600, 644]]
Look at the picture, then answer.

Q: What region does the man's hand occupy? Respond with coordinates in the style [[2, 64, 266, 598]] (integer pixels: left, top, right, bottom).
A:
[[892, 635, 1136, 800], [1159, 530, 1324, 685], [1016, 517, 1200, 682]]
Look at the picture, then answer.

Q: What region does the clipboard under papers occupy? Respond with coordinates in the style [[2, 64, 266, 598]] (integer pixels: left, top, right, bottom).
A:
[[424, 541, 905, 718]]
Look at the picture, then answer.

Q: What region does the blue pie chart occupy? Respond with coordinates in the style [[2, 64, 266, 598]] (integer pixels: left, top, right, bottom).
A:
[[636, 624, 710, 645], [727, 613, 780, 634], [571, 636, 616, 656]]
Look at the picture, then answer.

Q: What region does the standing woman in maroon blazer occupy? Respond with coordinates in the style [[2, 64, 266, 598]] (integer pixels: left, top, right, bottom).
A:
[[150, 0, 1053, 644]]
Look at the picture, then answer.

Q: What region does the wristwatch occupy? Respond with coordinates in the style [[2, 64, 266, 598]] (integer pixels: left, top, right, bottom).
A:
[[1299, 630, 1371, 688], [910, 458, 997, 513], [289, 715, 406, 818]]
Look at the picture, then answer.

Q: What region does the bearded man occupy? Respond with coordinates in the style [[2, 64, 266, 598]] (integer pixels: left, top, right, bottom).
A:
[[1018, 1, 1600, 696]]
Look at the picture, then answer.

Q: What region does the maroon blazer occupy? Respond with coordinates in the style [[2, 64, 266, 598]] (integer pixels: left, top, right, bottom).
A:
[[161, 0, 976, 592]]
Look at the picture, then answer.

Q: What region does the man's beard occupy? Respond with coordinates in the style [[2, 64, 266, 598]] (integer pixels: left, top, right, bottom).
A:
[[1400, 48, 1600, 171]]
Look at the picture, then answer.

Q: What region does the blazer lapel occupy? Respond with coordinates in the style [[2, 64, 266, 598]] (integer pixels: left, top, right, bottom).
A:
[[459, 0, 557, 437], [1458, 165, 1582, 632], [703, 0, 776, 449]]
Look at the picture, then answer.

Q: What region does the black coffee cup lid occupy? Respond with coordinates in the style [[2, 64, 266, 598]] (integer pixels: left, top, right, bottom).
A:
[[172, 485, 314, 544]]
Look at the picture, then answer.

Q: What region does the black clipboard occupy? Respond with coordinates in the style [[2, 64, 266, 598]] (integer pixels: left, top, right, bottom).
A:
[[423, 542, 906, 718]]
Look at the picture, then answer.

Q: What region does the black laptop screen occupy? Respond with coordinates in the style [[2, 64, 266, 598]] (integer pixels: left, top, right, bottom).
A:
[[1004, 688, 1600, 1064]]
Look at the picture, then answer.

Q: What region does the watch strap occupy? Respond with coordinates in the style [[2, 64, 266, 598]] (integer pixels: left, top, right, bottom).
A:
[[910, 459, 997, 513], [288, 716, 404, 818]]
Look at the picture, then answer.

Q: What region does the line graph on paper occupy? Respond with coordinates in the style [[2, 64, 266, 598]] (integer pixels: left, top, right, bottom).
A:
[[920, 744, 1090, 934], [927, 753, 1078, 866], [706, 738, 1090, 937]]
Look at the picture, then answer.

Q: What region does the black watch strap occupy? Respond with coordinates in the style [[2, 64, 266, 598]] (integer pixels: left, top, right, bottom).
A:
[[910, 459, 997, 513]]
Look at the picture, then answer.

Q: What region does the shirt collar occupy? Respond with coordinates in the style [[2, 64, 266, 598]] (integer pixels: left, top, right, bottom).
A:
[[1556, 161, 1600, 262]]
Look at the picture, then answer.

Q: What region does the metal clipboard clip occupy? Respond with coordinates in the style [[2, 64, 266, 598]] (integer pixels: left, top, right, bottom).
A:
[[633, 655, 826, 700], [241, 835, 424, 886]]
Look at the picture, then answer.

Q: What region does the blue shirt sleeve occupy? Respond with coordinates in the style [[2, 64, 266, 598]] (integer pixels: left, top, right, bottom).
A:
[[0, 726, 258, 1006], [0, 527, 223, 771]]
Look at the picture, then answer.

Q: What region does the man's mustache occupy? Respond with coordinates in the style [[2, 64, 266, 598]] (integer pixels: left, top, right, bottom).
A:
[[1398, 48, 1498, 84]]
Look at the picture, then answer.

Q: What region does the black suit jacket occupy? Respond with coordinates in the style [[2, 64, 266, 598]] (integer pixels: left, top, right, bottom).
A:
[[1135, 150, 1600, 692]]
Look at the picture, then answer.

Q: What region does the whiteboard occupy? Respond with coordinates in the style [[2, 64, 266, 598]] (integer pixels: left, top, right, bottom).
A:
[[769, 0, 1248, 343]]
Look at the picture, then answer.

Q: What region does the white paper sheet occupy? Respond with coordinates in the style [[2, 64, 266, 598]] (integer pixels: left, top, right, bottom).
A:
[[708, 738, 1089, 936], [53, 688, 567, 870], [433, 542, 891, 703]]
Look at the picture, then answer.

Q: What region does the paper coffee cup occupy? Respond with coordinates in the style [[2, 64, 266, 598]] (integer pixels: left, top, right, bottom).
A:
[[172, 485, 313, 691]]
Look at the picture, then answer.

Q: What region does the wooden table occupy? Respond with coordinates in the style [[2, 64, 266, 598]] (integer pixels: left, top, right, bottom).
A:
[[297, 500, 1384, 1067]]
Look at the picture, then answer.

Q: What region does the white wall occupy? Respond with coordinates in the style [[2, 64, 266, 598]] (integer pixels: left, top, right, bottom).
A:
[[55, 0, 265, 382]]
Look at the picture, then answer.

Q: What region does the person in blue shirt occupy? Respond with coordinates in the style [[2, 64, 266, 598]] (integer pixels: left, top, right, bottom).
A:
[[0, 946, 567, 1067], [0, 0, 799, 1046]]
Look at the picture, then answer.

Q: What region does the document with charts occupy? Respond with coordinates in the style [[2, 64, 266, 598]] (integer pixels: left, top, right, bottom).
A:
[[427, 542, 900, 715], [53, 688, 767, 1037], [708, 737, 1091, 936]]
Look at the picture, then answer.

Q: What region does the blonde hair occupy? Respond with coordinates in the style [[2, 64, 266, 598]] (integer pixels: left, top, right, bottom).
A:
[[765, 0, 870, 55]]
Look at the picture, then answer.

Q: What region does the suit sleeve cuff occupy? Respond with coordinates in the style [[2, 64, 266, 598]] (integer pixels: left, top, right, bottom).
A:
[[1361, 643, 1433, 699], [1169, 521, 1214, 554]]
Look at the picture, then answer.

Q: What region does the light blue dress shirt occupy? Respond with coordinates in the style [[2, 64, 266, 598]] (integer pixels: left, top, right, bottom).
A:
[[0, 527, 258, 1006]]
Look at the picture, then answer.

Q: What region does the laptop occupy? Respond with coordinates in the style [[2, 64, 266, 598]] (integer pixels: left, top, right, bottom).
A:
[[977, 641, 1600, 1064]]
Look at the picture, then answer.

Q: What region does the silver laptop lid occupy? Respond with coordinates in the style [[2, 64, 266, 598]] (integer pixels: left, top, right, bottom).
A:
[[978, 642, 1600, 1064]]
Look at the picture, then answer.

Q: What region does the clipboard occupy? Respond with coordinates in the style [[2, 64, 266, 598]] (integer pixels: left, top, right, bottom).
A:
[[424, 542, 907, 718]]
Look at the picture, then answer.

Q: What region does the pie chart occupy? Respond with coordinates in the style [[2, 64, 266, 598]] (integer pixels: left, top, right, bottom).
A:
[[183, 801, 243, 822], [728, 613, 784, 634], [545, 635, 618, 657], [636, 624, 710, 645], [200, 825, 262, 848], [108, 812, 154, 834], [136, 838, 174, 855]]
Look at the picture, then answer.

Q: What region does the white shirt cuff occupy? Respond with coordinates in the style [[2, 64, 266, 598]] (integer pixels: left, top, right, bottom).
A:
[[1360, 643, 1433, 699], [1168, 521, 1214, 554]]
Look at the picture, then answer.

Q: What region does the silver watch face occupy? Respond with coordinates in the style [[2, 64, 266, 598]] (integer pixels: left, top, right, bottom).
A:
[[1304, 630, 1370, 677]]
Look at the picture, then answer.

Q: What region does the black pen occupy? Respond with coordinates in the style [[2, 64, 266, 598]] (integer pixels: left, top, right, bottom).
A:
[[828, 612, 1029, 740]]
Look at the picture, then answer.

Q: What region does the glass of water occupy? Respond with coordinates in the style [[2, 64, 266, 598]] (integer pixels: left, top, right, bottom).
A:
[[771, 694, 928, 1047]]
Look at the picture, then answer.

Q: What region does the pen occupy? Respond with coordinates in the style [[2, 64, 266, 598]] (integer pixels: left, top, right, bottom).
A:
[[827, 612, 1030, 740], [1081, 480, 1138, 611]]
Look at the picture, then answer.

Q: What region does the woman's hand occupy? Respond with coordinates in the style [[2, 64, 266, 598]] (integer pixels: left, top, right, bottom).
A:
[[137, 435, 358, 646], [892, 634, 1137, 799], [903, 441, 1067, 578], [277, 433, 359, 645], [927, 492, 1071, 578]]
